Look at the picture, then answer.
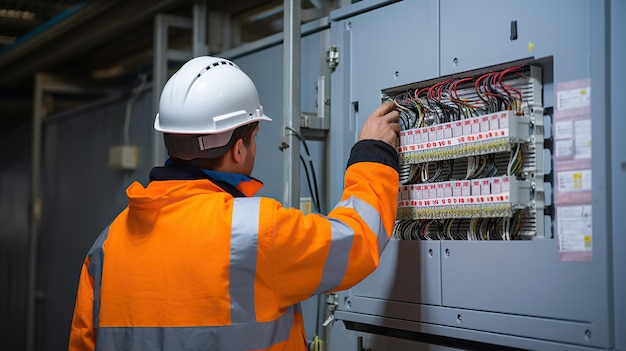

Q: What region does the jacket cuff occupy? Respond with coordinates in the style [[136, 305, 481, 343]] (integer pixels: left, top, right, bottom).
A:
[[347, 140, 399, 171]]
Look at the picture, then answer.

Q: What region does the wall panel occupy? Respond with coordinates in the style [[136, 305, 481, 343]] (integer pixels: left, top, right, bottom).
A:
[[0, 124, 31, 351]]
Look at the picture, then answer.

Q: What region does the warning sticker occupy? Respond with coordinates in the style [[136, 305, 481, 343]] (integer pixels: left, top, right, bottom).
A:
[[574, 119, 592, 159], [557, 169, 592, 192], [557, 205, 592, 253], [557, 86, 591, 111], [554, 78, 592, 262]]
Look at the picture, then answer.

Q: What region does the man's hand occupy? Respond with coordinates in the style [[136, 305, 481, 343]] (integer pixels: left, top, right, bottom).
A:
[[358, 101, 401, 147]]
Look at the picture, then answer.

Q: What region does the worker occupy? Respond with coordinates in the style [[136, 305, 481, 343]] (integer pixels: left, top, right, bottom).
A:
[[68, 55, 400, 350]]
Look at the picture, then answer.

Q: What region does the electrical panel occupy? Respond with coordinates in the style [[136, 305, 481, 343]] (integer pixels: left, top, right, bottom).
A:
[[325, 0, 623, 350], [386, 63, 548, 241]]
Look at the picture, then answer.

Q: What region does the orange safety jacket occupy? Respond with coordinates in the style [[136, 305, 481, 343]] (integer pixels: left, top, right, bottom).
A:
[[69, 139, 399, 351]]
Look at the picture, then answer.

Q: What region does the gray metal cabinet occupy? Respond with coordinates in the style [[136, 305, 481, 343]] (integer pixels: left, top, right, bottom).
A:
[[330, 0, 622, 350]]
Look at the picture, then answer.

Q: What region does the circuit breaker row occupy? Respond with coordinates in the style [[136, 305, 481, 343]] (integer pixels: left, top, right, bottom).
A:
[[398, 110, 532, 164], [388, 64, 546, 239], [397, 175, 531, 219]]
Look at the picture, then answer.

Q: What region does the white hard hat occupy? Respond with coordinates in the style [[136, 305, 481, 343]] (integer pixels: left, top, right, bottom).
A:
[[154, 56, 272, 159], [155, 56, 271, 134]]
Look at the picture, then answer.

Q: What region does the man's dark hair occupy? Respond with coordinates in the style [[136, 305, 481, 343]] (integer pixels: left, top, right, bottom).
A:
[[171, 121, 259, 170]]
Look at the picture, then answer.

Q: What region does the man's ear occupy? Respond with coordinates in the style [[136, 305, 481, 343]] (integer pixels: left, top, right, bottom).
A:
[[231, 138, 244, 163]]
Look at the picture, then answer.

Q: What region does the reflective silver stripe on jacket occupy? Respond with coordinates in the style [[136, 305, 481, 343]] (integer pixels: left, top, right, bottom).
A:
[[337, 196, 390, 256], [95, 305, 295, 350], [312, 218, 353, 295], [230, 197, 260, 323], [313, 196, 389, 294], [87, 225, 110, 329]]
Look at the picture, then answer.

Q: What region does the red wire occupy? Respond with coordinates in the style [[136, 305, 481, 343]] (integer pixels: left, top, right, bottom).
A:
[[475, 72, 494, 102], [499, 66, 523, 102], [451, 77, 479, 108]]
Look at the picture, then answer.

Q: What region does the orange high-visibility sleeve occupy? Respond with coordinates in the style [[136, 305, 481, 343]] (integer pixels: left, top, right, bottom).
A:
[[68, 257, 96, 351], [266, 159, 399, 308]]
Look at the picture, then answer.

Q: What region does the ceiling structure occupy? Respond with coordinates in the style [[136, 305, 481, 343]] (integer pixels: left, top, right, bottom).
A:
[[0, 0, 341, 131]]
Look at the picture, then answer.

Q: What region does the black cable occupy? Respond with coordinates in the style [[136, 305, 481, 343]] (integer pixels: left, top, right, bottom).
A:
[[487, 154, 498, 177], [286, 126, 321, 213], [456, 218, 465, 240], [299, 154, 317, 213]]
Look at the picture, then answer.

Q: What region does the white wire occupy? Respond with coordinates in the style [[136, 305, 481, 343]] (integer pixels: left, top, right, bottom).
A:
[[421, 162, 429, 182], [465, 156, 476, 180], [504, 217, 510, 240], [468, 218, 476, 240], [507, 143, 520, 176]]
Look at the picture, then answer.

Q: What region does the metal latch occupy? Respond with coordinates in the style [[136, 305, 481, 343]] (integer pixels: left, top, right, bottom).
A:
[[322, 314, 335, 327], [327, 45, 339, 70]]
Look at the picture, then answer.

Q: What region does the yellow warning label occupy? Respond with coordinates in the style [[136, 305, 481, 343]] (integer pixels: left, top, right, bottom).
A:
[[573, 173, 583, 189], [584, 235, 592, 249]]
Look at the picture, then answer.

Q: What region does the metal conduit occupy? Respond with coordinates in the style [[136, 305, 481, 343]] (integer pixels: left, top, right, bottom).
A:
[[282, 0, 301, 209]]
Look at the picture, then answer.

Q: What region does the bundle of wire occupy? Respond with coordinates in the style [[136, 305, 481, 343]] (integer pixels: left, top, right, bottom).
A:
[[390, 66, 534, 241]]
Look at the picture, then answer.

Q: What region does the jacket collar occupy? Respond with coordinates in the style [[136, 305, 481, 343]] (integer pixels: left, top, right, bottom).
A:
[[149, 159, 263, 197]]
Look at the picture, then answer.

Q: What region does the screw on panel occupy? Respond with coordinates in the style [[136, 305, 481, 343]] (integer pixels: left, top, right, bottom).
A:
[[453, 57, 459, 67], [584, 329, 592, 341], [394, 71, 400, 79], [428, 248, 433, 257], [457, 314, 462, 323], [445, 248, 451, 257]]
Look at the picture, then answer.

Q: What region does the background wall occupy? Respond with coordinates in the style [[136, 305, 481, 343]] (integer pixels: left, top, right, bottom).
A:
[[0, 124, 31, 350], [0, 22, 329, 351]]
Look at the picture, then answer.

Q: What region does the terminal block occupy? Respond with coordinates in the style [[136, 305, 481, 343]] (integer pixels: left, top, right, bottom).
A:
[[386, 63, 546, 240], [398, 110, 534, 164], [397, 176, 537, 219]]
